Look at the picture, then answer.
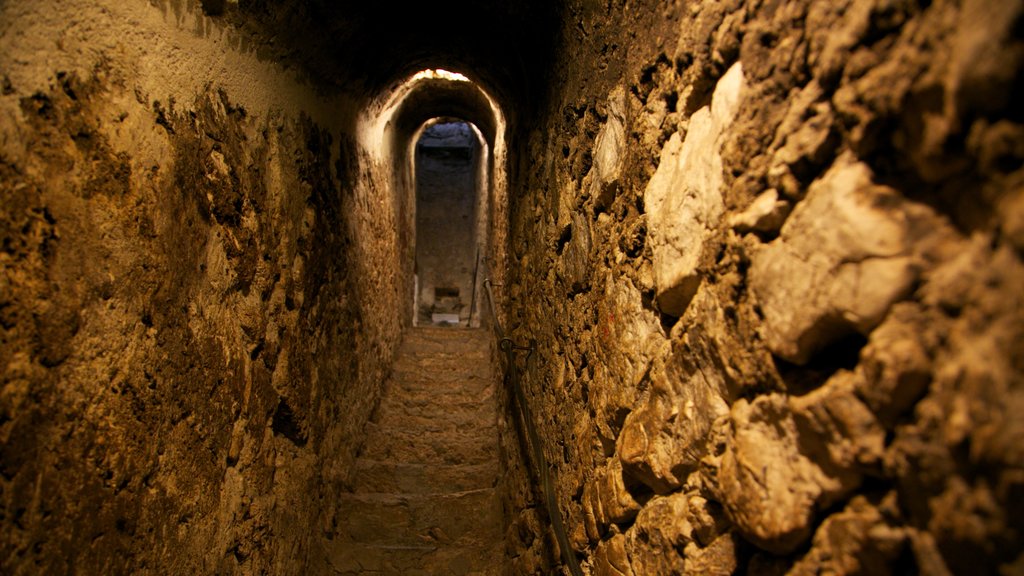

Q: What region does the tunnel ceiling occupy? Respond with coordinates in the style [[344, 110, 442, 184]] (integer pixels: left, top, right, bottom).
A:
[[393, 78, 499, 149], [229, 0, 563, 114]]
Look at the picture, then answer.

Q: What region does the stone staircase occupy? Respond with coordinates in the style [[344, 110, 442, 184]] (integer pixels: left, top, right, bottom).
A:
[[328, 327, 506, 575]]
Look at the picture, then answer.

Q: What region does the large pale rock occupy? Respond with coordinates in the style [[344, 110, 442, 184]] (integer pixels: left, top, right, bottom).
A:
[[719, 394, 828, 554], [593, 532, 634, 576], [624, 493, 691, 575], [750, 152, 928, 364], [645, 62, 744, 316], [719, 372, 884, 554], [788, 496, 907, 576], [587, 86, 629, 210], [582, 458, 643, 541], [618, 351, 729, 493]]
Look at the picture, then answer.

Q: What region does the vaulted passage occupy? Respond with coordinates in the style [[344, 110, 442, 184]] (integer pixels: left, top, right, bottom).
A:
[[414, 121, 485, 327], [2, 1, 1023, 574]]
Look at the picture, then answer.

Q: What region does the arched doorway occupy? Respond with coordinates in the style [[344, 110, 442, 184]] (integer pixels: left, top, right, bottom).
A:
[[413, 119, 487, 327], [357, 68, 509, 332]]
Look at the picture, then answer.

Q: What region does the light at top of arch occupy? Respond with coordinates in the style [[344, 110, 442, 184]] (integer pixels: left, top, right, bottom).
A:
[[410, 69, 471, 83]]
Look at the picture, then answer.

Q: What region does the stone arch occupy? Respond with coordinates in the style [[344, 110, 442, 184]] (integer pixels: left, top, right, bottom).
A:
[[358, 69, 509, 329]]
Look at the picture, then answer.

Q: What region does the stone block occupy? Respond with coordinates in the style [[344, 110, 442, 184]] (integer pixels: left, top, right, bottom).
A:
[[788, 496, 907, 576], [728, 188, 791, 233], [719, 371, 884, 554], [624, 492, 691, 575], [582, 458, 642, 541], [856, 303, 935, 426], [618, 352, 729, 493], [683, 531, 740, 576], [719, 394, 824, 554], [587, 86, 628, 210], [750, 152, 926, 364], [644, 62, 744, 317], [791, 370, 886, 472], [593, 532, 634, 576], [560, 212, 593, 294]]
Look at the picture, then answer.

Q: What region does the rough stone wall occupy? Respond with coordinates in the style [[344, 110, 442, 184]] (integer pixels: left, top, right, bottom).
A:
[[505, 0, 1024, 573], [0, 1, 403, 573]]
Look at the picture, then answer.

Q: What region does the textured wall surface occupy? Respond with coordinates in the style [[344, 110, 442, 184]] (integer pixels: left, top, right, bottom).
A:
[[3, 0, 1023, 574], [0, 1, 405, 573], [504, 0, 1024, 573]]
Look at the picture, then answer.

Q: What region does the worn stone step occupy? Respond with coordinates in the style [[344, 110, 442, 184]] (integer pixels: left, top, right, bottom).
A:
[[359, 425, 499, 465], [372, 402, 497, 434], [392, 359, 490, 379], [337, 326, 503, 575], [379, 382, 496, 412], [400, 335, 491, 357], [387, 373, 491, 393], [351, 460, 498, 494], [325, 540, 504, 575], [335, 489, 502, 547]]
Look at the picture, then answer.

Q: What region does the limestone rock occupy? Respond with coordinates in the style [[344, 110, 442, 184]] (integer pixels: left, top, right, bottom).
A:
[[587, 86, 628, 210], [686, 495, 729, 547], [767, 81, 837, 193], [624, 492, 691, 575], [788, 496, 907, 576], [589, 276, 664, 452], [718, 374, 882, 555], [719, 394, 825, 554], [593, 532, 634, 576], [683, 531, 740, 576], [729, 188, 791, 233], [618, 350, 729, 493], [750, 152, 928, 364], [582, 458, 642, 541], [645, 62, 744, 317], [856, 303, 935, 426], [790, 370, 886, 473], [717, 372, 883, 556], [560, 211, 593, 294]]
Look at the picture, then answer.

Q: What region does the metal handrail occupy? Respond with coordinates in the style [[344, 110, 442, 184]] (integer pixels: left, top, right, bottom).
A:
[[483, 278, 583, 576]]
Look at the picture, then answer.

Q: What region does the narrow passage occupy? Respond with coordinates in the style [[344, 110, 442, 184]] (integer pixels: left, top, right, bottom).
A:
[[331, 327, 504, 575]]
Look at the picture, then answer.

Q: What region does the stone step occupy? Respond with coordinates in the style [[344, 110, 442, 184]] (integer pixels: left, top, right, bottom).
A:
[[389, 354, 489, 373], [385, 375, 493, 397], [405, 326, 489, 341], [372, 402, 497, 434], [335, 489, 502, 547], [379, 381, 496, 410], [351, 460, 498, 494], [359, 425, 499, 465], [400, 334, 491, 357], [325, 540, 504, 575], [336, 327, 503, 575]]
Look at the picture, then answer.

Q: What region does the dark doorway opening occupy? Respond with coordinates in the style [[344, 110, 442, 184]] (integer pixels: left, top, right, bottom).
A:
[[414, 120, 482, 326]]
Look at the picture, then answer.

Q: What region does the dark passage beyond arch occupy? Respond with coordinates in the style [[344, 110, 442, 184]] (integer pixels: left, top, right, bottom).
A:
[[414, 120, 482, 326]]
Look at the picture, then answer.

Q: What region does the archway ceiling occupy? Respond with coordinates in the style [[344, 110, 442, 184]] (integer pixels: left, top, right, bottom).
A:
[[393, 79, 499, 148], [230, 0, 562, 115]]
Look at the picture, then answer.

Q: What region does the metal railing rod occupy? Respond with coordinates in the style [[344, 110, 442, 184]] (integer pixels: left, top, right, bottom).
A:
[[483, 278, 583, 576]]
